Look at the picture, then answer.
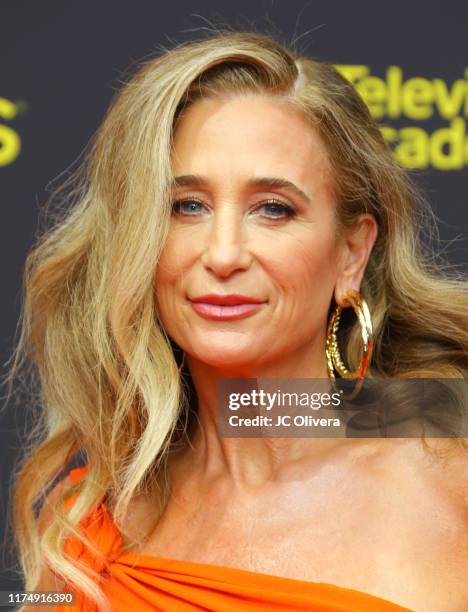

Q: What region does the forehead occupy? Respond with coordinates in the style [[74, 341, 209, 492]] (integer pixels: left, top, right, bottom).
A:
[[171, 95, 332, 189]]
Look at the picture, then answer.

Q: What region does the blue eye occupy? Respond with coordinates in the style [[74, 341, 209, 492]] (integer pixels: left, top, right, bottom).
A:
[[171, 199, 205, 215], [257, 201, 296, 219], [171, 198, 297, 220]]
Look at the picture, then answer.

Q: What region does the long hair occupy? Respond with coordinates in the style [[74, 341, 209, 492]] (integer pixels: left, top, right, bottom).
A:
[[4, 30, 468, 610]]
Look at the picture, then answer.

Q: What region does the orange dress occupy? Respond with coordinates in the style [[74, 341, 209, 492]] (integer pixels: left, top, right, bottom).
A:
[[53, 465, 414, 611]]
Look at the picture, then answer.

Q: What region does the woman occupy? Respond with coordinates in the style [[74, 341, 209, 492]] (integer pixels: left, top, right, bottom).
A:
[[7, 30, 468, 611]]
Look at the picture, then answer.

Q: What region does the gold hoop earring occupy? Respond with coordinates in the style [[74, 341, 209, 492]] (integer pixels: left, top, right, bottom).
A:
[[325, 290, 373, 400]]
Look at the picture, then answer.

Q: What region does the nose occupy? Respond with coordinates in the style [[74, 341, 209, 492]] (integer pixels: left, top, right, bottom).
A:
[[201, 206, 252, 278]]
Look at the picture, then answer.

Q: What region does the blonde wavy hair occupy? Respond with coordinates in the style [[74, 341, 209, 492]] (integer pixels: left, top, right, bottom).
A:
[[4, 29, 468, 611]]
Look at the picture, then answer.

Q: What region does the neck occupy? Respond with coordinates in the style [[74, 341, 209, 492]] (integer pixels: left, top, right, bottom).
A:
[[172, 340, 358, 494]]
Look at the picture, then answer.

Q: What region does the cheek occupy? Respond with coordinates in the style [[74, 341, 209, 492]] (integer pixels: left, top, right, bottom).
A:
[[155, 230, 191, 288], [265, 229, 339, 318], [154, 236, 186, 324], [272, 225, 338, 282], [299, 238, 338, 282], [153, 228, 204, 341]]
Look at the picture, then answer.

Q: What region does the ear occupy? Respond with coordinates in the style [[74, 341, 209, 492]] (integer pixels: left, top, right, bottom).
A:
[[334, 214, 378, 307]]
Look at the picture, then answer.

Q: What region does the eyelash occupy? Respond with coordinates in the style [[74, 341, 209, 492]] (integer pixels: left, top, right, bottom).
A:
[[171, 198, 297, 220]]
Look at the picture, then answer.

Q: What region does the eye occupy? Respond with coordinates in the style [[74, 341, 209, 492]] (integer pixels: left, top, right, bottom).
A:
[[171, 198, 206, 216], [171, 198, 297, 220], [254, 200, 297, 220]]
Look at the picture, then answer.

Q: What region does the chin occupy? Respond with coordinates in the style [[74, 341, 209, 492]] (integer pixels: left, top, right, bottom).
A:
[[192, 346, 261, 369]]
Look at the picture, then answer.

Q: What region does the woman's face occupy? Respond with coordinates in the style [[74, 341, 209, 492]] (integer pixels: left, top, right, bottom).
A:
[[155, 95, 360, 372]]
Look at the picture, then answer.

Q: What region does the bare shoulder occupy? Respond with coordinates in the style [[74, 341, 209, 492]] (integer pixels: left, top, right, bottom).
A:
[[423, 440, 468, 606], [23, 476, 72, 612], [420, 438, 468, 508], [348, 439, 467, 610], [111, 487, 163, 552], [381, 438, 468, 605]]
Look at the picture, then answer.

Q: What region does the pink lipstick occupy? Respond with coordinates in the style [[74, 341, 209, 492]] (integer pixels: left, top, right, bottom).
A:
[[189, 294, 266, 321]]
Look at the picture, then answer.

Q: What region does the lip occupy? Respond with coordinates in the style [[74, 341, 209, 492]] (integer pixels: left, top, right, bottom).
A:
[[190, 294, 265, 305], [188, 294, 267, 321]]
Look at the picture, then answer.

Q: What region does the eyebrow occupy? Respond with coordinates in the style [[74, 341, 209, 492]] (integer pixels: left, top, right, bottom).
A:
[[171, 174, 312, 205]]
